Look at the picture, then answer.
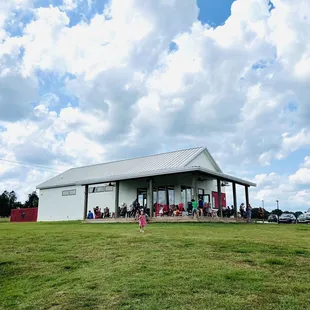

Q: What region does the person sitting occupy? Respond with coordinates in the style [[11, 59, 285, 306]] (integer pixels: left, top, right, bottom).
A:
[[87, 210, 94, 219], [127, 203, 133, 218], [203, 202, 208, 216], [174, 205, 180, 216], [230, 205, 235, 217], [159, 206, 164, 217], [104, 207, 110, 218], [94, 206, 101, 219], [226, 206, 231, 217], [206, 202, 212, 217]]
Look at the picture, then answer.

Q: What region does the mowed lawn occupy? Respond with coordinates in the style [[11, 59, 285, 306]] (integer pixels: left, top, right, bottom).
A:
[[1, 222, 310, 310]]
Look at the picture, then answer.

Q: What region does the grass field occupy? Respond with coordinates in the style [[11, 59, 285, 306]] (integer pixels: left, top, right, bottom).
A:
[[1, 222, 310, 310]]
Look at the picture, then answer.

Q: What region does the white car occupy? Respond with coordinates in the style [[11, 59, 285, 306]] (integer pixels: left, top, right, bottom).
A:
[[297, 210, 310, 224]]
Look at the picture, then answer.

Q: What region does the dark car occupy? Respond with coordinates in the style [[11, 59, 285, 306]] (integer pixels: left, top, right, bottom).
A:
[[268, 214, 278, 223], [278, 214, 296, 224], [297, 214, 310, 224]]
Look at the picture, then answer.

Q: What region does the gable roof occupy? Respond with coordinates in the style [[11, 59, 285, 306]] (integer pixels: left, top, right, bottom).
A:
[[37, 146, 255, 189], [37, 147, 205, 189]]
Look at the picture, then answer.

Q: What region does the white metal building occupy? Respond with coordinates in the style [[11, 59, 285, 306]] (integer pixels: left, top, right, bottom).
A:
[[36, 147, 256, 221]]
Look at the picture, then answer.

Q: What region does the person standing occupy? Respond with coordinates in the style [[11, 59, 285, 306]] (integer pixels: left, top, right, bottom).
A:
[[192, 199, 198, 219], [240, 203, 245, 218], [246, 204, 252, 223], [139, 210, 147, 233], [198, 197, 204, 217]]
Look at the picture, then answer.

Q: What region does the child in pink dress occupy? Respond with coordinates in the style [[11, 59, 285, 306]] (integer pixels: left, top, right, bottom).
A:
[[139, 210, 147, 233]]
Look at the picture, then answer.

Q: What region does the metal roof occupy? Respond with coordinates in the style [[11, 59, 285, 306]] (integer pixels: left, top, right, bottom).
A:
[[37, 147, 256, 189]]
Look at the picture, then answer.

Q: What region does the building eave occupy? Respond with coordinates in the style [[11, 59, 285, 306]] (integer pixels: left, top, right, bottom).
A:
[[37, 166, 256, 190]]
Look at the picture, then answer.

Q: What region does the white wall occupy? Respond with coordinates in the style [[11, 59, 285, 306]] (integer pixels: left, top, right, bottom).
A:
[[187, 152, 217, 171], [38, 186, 84, 221], [119, 179, 147, 207], [88, 183, 115, 212]]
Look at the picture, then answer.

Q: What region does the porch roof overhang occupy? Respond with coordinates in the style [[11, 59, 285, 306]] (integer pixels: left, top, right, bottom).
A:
[[38, 166, 256, 190]]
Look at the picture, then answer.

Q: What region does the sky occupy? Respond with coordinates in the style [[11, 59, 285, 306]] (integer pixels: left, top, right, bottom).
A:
[[0, 0, 310, 212]]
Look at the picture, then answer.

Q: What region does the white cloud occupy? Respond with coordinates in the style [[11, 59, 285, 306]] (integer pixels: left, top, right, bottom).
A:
[[289, 156, 310, 185], [61, 0, 79, 11], [0, 0, 310, 210]]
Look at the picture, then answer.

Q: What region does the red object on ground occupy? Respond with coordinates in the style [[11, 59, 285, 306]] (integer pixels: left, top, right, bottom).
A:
[[211, 192, 226, 209], [10, 208, 38, 222]]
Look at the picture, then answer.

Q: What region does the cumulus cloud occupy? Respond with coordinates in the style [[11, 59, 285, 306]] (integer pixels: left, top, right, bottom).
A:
[[0, 0, 310, 207], [289, 157, 310, 185]]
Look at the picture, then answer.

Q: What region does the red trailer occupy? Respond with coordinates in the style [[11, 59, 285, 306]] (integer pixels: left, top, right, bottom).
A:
[[10, 208, 38, 222]]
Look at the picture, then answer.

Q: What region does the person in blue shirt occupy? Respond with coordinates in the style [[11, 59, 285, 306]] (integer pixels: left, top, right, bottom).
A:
[[198, 198, 204, 217], [87, 210, 94, 219]]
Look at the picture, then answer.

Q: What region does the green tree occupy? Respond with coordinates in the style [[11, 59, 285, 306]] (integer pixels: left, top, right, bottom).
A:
[[294, 211, 303, 218], [0, 191, 21, 217], [24, 191, 39, 208], [251, 208, 270, 220], [0, 191, 10, 217], [271, 209, 283, 217]]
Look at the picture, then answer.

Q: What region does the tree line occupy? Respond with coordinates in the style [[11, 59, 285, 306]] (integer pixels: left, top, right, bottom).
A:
[[0, 190, 39, 218], [251, 208, 303, 220]]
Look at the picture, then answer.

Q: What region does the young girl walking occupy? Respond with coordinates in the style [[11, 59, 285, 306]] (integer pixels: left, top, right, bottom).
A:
[[139, 210, 147, 233]]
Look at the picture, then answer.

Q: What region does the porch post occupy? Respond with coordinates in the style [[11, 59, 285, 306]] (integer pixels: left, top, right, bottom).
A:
[[149, 178, 153, 218], [245, 185, 249, 208], [233, 182, 238, 218], [165, 187, 169, 206], [184, 188, 188, 211], [115, 181, 119, 218], [174, 185, 181, 205], [192, 174, 198, 202], [84, 185, 89, 220], [217, 179, 222, 217]]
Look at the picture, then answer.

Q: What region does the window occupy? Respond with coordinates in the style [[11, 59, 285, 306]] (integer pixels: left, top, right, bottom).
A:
[[198, 188, 204, 196], [95, 186, 105, 193], [105, 185, 114, 192], [62, 189, 76, 196], [62, 190, 69, 196], [69, 189, 76, 195], [88, 185, 114, 194]]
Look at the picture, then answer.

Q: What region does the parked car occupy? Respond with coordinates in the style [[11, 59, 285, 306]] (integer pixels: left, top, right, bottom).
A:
[[297, 213, 310, 224], [268, 214, 278, 223], [278, 214, 296, 224]]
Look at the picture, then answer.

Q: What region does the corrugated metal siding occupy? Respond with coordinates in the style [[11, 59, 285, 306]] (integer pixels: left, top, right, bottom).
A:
[[37, 147, 204, 189]]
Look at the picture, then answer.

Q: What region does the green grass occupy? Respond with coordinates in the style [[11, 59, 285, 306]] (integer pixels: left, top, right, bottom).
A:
[[1, 222, 310, 310]]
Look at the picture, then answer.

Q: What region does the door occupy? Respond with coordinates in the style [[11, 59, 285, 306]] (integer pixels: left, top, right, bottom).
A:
[[137, 189, 147, 207], [211, 192, 227, 208]]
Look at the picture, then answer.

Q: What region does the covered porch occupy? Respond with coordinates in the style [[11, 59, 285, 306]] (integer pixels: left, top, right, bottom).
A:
[[82, 166, 256, 220]]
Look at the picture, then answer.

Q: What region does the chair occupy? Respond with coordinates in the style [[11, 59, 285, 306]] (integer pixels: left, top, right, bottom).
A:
[[163, 204, 169, 216], [161, 205, 167, 216], [178, 203, 184, 216], [155, 204, 161, 217]]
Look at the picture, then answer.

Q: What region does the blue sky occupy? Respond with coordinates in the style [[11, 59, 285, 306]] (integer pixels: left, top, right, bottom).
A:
[[197, 0, 236, 26]]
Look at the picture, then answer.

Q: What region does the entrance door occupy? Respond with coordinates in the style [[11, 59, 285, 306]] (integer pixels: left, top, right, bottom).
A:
[[137, 188, 147, 207], [211, 192, 226, 209]]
